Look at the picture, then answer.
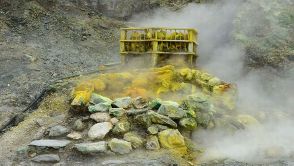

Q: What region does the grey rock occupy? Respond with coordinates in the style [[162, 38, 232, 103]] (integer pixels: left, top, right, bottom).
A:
[[73, 119, 85, 131], [157, 101, 186, 119], [90, 112, 111, 122], [88, 102, 111, 113], [109, 108, 125, 117], [110, 117, 119, 125], [48, 125, 69, 137], [134, 113, 152, 127], [88, 122, 113, 139], [123, 132, 144, 148], [146, 136, 160, 150], [147, 111, 177, 128], [112, 97, 132, 109], [31, 154, 60, 163], [16, 146, 29, 155], [182, 94, 212, 112], [75, 141, 108, 154], [148, 98, 162, 109], [29, 139, 71, 149], [108, 138, 132, 154], [179, 118, 197, 130], [89, 93, 113, 105]]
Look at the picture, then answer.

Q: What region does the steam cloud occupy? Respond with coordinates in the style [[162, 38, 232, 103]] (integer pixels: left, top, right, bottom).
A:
[[131, 0, 294, 163]]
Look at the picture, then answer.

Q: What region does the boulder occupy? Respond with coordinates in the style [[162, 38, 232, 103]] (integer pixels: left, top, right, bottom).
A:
[[73, 119, 85, 131], [146, 136, 160, 150], [29, 139, 71, 149], [157, 101, 186, 119], [90, 112, 111, 122], [112, 120, 130, 134], [147, 126, 158, 135], [108, 138, 132, 154], [31, 154, 60, 163], [179, 118, 197, 130], [48, 125, 69, 137], [123, 132, 144, 148], [75, 141, 108, 154], [158, 129, 187, 155], [112, 97, 132, 109], [89, 93, 112, 105], [133, 96, 147, 109], [182, 94, 212, 112], [88, 122, 113, 140], [67, 132, 82, 140], [134, 113, 152, 127], [147, 111, 177, 128], [88, 102, 111, 113], [109, 108, 125, 117]]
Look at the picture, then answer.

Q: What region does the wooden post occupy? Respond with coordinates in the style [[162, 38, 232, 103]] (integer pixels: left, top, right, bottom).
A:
[[120, 29, 126, 65], [152, 30, 158, 67]]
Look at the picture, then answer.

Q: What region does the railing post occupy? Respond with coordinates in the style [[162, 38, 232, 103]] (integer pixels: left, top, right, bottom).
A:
[[120, 29, 126, 65], [152, 30, 158, 67]]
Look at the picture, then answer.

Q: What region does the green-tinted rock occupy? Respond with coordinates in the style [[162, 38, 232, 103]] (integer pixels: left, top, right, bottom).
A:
[[112, 120, 131, 134], [154, 124, 169, 131], [146, 135, 160, 150], [147, 111, 177, 128], [109, 108, 125, 117], [182, 94, 212, 112], [179, 118, 197, 130], [148, 98, 162, 110], [112, 97, 132, 109], [134, 113, 151, 127], [157, 101, 186, 119], [123, 132, 144, 148], [147, 126, 158, 135], [195, 112, 211, 127], [73, 119, 85, 131], [88, 102, 111, 113], [89, 93, 112, 105], [108, 138, 132, 154], [74, 142, 107, 154]]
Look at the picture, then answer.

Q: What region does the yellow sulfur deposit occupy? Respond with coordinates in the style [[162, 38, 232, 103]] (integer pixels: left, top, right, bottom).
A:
[[72, 65, 236, 108]]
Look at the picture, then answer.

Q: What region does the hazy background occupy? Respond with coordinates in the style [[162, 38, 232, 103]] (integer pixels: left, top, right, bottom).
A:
[[131, 0, 294, 163]]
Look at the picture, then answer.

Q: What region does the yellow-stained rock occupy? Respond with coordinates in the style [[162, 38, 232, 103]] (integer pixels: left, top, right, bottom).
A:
[[237, 114, 259, 127], [158, 129, 187, 156]]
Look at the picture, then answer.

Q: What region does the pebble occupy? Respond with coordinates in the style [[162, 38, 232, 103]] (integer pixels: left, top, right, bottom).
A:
[[75, 141, 108, 154], [90, 112, 111, 122], [108, 138, 132, 154], [48, 125, 69, 137], [67, 132, 82, 140], [88, 122, 113, 140], [29, 139, 71, 149], [31, 154, 60, 163]]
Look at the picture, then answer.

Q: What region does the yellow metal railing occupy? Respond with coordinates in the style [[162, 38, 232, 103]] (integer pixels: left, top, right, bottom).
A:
[[120, 27, 198, 66]]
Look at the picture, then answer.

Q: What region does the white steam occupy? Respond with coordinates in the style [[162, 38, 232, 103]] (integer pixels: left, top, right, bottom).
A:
[[131, 0, 294, 163]]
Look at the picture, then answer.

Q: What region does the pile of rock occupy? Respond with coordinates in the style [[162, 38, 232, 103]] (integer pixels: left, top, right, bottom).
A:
[[21, 92, 256, 163]]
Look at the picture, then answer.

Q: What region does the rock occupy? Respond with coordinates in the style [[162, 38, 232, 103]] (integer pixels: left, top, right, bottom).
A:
[[148, 98, 162, 109], [88, 122, 113, 140], [208, 77, 221, 86], [154, 124, 169, 131], [134, 113, 152, 127], [31, 154, 60, 163], [112, 120, 130, 134], [29, 139, 71, 149], [110, 117, 119, 125], [90, 112, 111, 122], [123, 132, 144, 148], [108, 138, 132, 154], [88, 102, 111, 113], [67, 132, 82, 140], [132, 96, 147, 109], [157, 101, 186, 119], [48, 125, 69, 137], [89, 93, 112, 105], [16, 146, 29, 155], [182, 94, 212, 112], [179, 118, 197, 130], [237, 114, 259, 127], [75, 141, 108, 154], [146, 136, 160, 150], [109, 108, 125, 117], [112, 97, 132, 109], [147, 111, 177, 128], [73, 119, 85, 131], [195, 112, 211, 127], [158, 129, 187, 155], [147, 126, 158, 135]]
